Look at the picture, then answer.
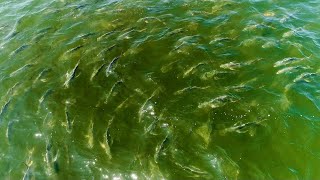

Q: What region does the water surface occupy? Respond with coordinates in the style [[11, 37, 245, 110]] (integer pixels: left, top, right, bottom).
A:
[[1, 0, 320, 179]]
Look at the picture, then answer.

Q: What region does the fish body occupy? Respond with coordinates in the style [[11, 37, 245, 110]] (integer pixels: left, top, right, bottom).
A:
[[64, 61, 80, 88], [11, 44, 29, 56], [106, 56, 120, 77], [0, 99, 11, 123], [66, 45, 83, 53]]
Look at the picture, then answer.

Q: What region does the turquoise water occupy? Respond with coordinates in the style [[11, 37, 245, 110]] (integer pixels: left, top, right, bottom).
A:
[[1, 0, 320, 179]]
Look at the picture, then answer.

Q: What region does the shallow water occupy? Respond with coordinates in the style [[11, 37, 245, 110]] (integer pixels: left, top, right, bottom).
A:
[[1, 0, 320, 179]]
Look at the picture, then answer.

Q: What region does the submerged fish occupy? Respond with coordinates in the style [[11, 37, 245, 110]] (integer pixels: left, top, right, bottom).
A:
[[23, 149, 34, 180], [97, 44, 117, 57], [167, 28, 184, 36], [97, 30, 116, 41], [38, 89, 53, 110], [137, 16, 164, 24], [174, 86, 210, 95], [106, 55, 121, 77], [274, 57, 305, 67], [53, 151, 60, 174], [78, 32, 95, 39], [66, 45, 84, 53], [64, 61, 80, 88], [220, 61, 243, 70], [0, 99, 11, 123], [23, 162, 33, 180], [10, 64, 34, 77], [103, 81, 124, 104], [198, 95, 238, 109], [85, 119, 94, 149], [100, 117, 113, 159], [182, 62, 206, 78], [33, 68, 51, 84], [138, 88, 161, 123], [90, 63, 106, 81], [11, 44, 29, 56], [276, 66, 310, 75], [6, 119, 18, 143], [65, 108, 72, 133], [220, 119, 267, 135], [154, 134, 170, 163]]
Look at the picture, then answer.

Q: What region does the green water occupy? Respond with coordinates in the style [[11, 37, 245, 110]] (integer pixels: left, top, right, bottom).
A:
[[1, 0, 320, 179]]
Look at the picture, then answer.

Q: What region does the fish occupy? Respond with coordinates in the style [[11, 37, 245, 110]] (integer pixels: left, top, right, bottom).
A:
[[154, 134, 170, 163], [115, 96, 131, 112], [38, 89, 53, 109], [32, 33, 46, 42], [117, 28, 137, 40], [97, 30, 117, 41], [220, 61, 243, 70], [182, 63, 206, 78], [145, 109, 166, 134], [173, 162, 208, 176], [74, 4, 89, 10], [23, 149, 34, 180], [103, 81, 124, 104], [5, 82, 21, 98], [66, 45, 84, 53], [167, 28, 184, 36], [53, 151, 60, 174], [160, 60, 179, 73], [4, 31, 19, 40], [22, 162, 33, 180], [0, 99, 11, 123], [6, 119, 18, 143], [274, 57, 303, 67], [37, 27, 52, 34], [226, 85, 253, 92], [198, 95, 238, 109], [85, 119, 94, 149], [209, 37, 234, 44], [45, 140, 53, 164], [97, 44, 117, 57], [138, 88, 161, 123], [100, 117, 113, 159], [293, 72, 317, 83], [174, 86, 210, 95], [11, 44, 29, 56], [137, 16, 165, 24], [276, 66, 310, 75], [90, 63, 106, 81], [65, 109, 72, 133], [78, 32, 95, 39], [64, 61, 80, 88], [220, 119, 267, 134], [9, 64, 34, 77], [32, 27, 52, 42], [33, 68, 51, 84], [106, 55, 121, 77]]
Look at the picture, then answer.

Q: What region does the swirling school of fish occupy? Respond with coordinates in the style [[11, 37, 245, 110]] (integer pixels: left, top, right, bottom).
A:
[[0, 0, 320, 179]]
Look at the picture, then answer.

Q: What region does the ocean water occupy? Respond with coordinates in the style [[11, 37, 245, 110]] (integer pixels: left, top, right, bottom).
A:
[[0, 0, 320, 179]]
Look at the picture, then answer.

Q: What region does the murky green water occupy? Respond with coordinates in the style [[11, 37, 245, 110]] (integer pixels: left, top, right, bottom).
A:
[[1, 0, 320, 179]]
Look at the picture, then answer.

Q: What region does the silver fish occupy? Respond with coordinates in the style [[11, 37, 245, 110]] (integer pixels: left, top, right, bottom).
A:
[[66, 45, 83, 53], [6, 119, 18, 143], [10, 64, 34, 77], [90, 63, 106, 81], [11, 44, 29, 56], [221, 119, 267, 134], [0, 99, 11, 123], [64, 61, 80, 88], [106, 56, 121, 77]]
